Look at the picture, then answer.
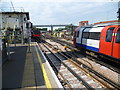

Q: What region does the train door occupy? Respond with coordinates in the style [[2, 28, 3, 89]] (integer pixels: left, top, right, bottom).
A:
[[73, 31, 77, 45], [99, 26, 117, 56], [76, 27, 84, 45], [74, 27, 83, 46], [112, 27, 120, 59]]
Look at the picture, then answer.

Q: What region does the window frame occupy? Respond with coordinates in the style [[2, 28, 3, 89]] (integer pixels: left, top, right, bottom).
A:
[[89, 32, 100, 40], [116, 28, 120, 43], [82, 32, 89, 39], [106, 27, 115, 42]]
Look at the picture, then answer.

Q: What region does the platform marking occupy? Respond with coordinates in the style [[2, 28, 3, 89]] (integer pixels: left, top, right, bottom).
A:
[[35, 46, 52, 89]]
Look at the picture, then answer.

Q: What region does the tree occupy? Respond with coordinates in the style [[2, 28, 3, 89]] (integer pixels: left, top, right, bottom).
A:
[[65, 24, 73, 35]]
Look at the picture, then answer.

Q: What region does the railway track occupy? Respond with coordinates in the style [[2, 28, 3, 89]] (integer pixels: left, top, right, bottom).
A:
[[44, 35, 120, 74], [44, 34, 75, 50], [34, 37, 120, 89], [39, 42, 106, 89], [43, 39, 120, 89]]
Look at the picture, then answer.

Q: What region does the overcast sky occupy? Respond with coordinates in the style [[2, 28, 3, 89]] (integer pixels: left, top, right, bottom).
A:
[[0, 0, 119, 26]]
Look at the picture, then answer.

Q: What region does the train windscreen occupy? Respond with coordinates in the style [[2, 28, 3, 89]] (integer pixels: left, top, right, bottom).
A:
[[33, 30, 41, 34]]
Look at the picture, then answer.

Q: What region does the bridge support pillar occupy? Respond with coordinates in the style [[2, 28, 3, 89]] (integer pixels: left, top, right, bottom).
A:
[[51, 25, 53, 35]]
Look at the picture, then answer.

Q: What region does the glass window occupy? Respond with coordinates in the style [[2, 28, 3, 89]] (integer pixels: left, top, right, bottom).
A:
[[33, 30, 41, 34], [116, 29, 120, 43], [106, 27, 115, 42], [84, 27, 91, 32], [83, 32, 89, 39], [89, 32, 100, 40], [77, 31, 79, 37]]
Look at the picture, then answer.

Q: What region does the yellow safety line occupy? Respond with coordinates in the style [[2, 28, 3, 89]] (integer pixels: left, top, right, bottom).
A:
[[35, 46, 52, 89]]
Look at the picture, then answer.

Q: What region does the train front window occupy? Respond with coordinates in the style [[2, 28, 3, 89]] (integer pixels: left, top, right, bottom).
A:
[[116, 29, 120, 43], [82, 27, 91, 39], [33, 30, 41, 34], [106, 27, 115, 42]]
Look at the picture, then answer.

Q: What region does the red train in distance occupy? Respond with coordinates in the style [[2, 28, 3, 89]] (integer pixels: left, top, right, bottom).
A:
[[31, 30, 41, 39]]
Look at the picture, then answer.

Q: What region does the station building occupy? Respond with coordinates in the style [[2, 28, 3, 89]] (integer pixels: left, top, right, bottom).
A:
[[0, 11, 32, 43]]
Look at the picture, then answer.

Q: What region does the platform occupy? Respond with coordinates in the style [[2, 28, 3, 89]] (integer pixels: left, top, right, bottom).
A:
[[2, 42, 62, 89]]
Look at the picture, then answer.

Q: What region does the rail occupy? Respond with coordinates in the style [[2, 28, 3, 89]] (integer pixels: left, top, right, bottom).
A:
[[44, 39, 120, 89], [41, 42, 94, 89], [45, 35, 120, 74]]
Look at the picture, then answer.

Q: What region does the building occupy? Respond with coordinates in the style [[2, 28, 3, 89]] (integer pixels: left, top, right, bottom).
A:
[[0, 12, 29, 30], [79, 21, 89, 27], [0, 11, 31, 43]]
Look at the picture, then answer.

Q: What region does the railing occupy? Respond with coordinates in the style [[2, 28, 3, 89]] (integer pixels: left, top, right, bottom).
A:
[[0, 24, 18, 63], [0, 33, 21, 64]]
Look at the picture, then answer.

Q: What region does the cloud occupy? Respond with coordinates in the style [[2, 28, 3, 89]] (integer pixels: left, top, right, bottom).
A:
[[23, 2, 117, 25], [2, 0, 120, 2], [0, 0, 118, 25]]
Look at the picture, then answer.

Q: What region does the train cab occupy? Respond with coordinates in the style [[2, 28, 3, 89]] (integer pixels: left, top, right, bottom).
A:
[[31, 30, 41, 37], [99, 25, 120, 59]]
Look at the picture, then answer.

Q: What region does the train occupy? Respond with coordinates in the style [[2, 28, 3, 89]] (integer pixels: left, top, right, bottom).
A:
[[73, 22, 120, 62], [31, 30, 42, 39]]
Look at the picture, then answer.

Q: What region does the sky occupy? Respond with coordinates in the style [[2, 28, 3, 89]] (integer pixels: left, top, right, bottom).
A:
[[0, 0, 120, 27]]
